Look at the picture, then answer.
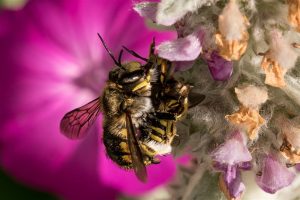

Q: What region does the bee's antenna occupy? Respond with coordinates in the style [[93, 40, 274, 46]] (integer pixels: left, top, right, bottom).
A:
[[118, 49, 124, 66], [97, 33, 124, 69], [122, 45, 148, 62], [149, 37, 155, 55]]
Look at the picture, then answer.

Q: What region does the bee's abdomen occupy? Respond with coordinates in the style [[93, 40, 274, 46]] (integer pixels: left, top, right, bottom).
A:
[[103, 115, 159, 168], [140, 123, 175, 155], [140, 115, 176, 155], [103, 125, 133, 169]]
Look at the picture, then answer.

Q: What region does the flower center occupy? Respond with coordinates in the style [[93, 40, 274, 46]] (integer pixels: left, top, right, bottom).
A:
[[73, 60, 111, 95]]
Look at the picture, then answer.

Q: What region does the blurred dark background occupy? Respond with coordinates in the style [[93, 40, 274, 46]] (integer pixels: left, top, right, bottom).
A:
[[0, 167, 57, 199]]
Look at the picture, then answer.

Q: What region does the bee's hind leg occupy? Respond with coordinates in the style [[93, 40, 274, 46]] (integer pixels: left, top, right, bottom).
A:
[[139, 143, 159, 166], [154, 112, 177, 120]]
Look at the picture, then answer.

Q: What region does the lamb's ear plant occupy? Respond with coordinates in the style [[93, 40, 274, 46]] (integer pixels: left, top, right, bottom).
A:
[[134, 1, 300, 199]]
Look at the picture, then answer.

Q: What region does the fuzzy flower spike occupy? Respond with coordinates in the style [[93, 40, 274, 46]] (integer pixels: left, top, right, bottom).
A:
[[225, 85, 268, 140], [215, 0, 250, 61], [279, 116, 300, 164], [260, 30, 298, 88], [133, 0, 300, 199], [288, 0, 300, 32]]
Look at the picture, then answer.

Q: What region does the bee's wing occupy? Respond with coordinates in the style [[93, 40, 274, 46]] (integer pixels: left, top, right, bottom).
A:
[[125, 113, 147, 182], [188, 91, 205, 108], [60, 97, 102, 139]]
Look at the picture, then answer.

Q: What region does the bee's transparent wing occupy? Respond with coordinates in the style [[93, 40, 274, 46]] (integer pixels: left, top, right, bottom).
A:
[[125, 113, 147, 182], [60, 97, 101, 139], [188, 91, 205, 108]]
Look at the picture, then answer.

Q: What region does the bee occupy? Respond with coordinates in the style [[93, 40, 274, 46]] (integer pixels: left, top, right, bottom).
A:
[[139, 61, 190, 156], [60, 33, 195, 182]]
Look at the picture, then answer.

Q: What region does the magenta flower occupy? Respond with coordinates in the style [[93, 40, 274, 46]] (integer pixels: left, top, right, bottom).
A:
[[211, 131, 252, 200], [0, 0, 177, 199], [256, 154, 295, 194]]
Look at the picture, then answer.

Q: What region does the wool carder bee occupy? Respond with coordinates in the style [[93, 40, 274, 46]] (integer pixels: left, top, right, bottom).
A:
[[60, 34, 195, 182]]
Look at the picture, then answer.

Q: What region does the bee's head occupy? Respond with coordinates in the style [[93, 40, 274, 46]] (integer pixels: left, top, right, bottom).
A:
[[97, 33, 154, 86], [109, 61, 146, 84]]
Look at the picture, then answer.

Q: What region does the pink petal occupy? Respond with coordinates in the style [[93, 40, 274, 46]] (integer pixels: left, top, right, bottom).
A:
[[206, 51, 233, 81], [296, 164, 300, 171], [256, 154, 296, 194], [156, 34, 202, 61], [173, 61, 195, 70], [220, 167, 245, 199], [211, 131, 252, 165], [133, 2, 158, 22], [227, 170, 245, 199]]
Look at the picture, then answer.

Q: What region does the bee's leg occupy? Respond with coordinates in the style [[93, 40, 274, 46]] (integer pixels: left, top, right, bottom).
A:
[[139, 143, 159, 165], [131, 79, 151, 94], [140, 142, 156, 155], [156, 98, 188, 120], [139, 142, 161, 165], [159, 59, 173, 83], [152, 119, 176, 144], [174, 97, 188, 120], [157, 119, 176, 145], [142, 155, 161, 165], [159, 81, 190, 120], [155, 112, 177, 120], [164, 80, 190, 98]]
